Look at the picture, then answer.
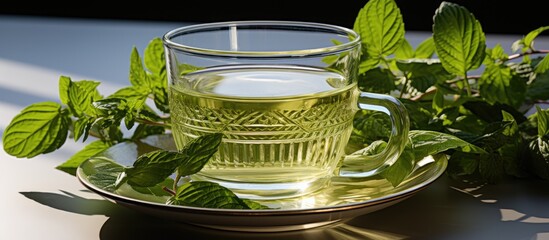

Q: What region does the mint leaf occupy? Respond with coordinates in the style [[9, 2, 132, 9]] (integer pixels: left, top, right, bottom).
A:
[[352, 111, 391, 144], [73, 116, 94, 142], [535, 54, 549, 74], [384, 130, 484, 186], [414, 37, 435, 59], [526, 64, 549, 100], [409, 130, 486, 159], [432, 88, 445, 113], [380, 144, 415, 186], [56, 140, 112, 175], [519, 26, 549, 52], [144, 38, 165, 76], [143, 38, 170, 113], [242, 199, 271, 210], [486, 44, 509, 61], [433, 2, 486, 76], [358, 67, 396, 93], [58, 76, 71, 105], [354, 0, 405, 59], [129, 47, 151, 90], [529, 138, 549, 179], [66, 78, 102, 117], [536, 105, 549, 137], [346, 130, 485, 187], [478, 152, 505, 183], [110, 86, 149, 101], [124, 150, 185, 187], [394, 39, 414, 59], [479, 63, 527, 108], [131, 124, 166, 141], [167, 181, 251, 209], [395, 59, 453, 93], [2, 102, 69, 158], [176, 133, 223, 176], [80, 157, 125, 191], [131, 178, 174, 197], [447, 151, 478, 176]]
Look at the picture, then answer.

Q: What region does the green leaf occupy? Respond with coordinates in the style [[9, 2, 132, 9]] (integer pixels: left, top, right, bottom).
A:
[[354, 0, 405, 58], [93, 98, 127, 117], [66, 79, 102, 117], [447, 151, 478, 176], [352, 111, 391, 144], [394, 39, 414, 59], [396, 59, 453, 92], [400, 99, 441, 130], [131, 178, 174, 197], [380, 143, 415, 187], [73, 116, 94, 142], [432, 89, 445, 113], [478, 152, 505, 183], [528, 138, 549, 179], [241, 199, 271, 210], [129, 47, 150, 89], [80, 156, 125, 191], [176, 133, 223, 176], [479, 63, 526, 108], [414, 37, 435, 59], [56, 140, 112, 175], [486, 44, 509, 61], [167, 181, 251, 209], [109, 86, 149, 101], [383, 130, 486, 186], [144, 38, 165, 75], [536, 105, 549, 137], [409, 130, 486, 159], [152, 85, 170, 113], [349, 130, 485, 187], [462, 99, 527, 124], [124, 150, 185, 187], [58, 76, 71, 105], [501, 110, 518, 137], [2, 102, 69, 158], [358, 68, 396, 93], [433, 2, 486, 76], [534, 54, 549, 74], [522, 26, 549, 51], [526, 64, 549, 100], [131, 124, 166, 141], [499, 139, 528, 178], [358, 58, 381, 74], [472, 121, 516, 151]]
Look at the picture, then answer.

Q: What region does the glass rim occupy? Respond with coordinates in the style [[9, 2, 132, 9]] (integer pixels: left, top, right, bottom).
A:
[[162, 20, 361, 57]]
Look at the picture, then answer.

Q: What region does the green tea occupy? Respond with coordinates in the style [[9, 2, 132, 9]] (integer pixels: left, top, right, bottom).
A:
[[169, 65, 358, 199]]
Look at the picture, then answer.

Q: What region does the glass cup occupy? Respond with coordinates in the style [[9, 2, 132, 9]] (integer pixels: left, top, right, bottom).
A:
[[163, 21, 409, 200]]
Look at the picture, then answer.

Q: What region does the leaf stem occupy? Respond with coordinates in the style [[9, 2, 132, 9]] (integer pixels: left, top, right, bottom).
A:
[[173, 173, 181, 191], [162, 186, 176, 196], [135, 118, 170, 128], [508, 49, 549, 61]]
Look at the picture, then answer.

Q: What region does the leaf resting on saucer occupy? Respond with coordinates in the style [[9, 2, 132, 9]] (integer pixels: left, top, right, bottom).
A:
[[167, 181, 266, 209], [352, 130, 487, 187]]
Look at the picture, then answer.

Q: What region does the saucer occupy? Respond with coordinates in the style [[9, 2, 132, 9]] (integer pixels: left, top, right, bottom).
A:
[[76, 134, 447, 232]]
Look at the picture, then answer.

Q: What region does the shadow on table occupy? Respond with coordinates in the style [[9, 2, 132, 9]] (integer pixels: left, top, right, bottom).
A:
[[20, 176, 549, 240]]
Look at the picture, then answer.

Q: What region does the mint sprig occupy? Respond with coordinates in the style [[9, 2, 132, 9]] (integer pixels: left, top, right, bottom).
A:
[[350, 0, 549, 184], [80, 134, 267, 209]]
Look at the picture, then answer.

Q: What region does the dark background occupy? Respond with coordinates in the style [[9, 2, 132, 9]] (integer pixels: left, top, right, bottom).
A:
[[1, 0, 547, 35]]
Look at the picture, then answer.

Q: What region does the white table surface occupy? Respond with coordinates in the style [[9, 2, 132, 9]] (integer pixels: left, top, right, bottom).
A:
[[1, 15, 549, 240]]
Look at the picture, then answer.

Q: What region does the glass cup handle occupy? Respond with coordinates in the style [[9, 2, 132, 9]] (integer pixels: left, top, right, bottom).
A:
[[339, 92, 410, 177]]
